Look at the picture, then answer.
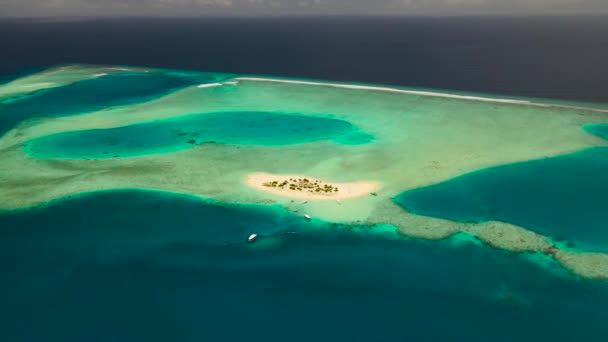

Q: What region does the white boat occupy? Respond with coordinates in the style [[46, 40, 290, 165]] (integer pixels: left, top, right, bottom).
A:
[[304, 214, 311, 220], [248, 233, 258, 242]]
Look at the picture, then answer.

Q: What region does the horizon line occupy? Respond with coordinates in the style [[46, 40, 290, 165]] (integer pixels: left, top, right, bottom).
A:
[[2, 13, 608, 21]]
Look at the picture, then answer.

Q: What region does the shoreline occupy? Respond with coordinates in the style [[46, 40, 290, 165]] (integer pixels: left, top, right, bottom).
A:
[[245, 172, 381, 200]]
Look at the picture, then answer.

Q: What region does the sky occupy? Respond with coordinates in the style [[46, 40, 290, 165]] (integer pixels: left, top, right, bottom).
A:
[[2, 0, 608, 17]]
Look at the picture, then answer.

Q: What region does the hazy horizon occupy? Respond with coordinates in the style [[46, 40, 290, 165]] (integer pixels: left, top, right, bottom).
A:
[[2, 0, 608, 18], [4, 13, 608, 19]]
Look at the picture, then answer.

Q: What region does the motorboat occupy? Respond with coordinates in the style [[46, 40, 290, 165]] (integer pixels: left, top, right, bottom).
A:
[[248, 233, 258, 243]]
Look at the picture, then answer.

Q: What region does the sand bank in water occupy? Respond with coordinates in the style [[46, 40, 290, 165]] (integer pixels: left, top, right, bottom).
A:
[[245, 172, 380, 200], [0, 65, 144, 100]]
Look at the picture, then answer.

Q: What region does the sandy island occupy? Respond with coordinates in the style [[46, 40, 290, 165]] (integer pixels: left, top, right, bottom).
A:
[[245, 172, 381, 200]]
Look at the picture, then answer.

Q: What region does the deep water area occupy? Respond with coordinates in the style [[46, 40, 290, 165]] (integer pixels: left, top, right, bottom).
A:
[[0, 190, 607, 341]]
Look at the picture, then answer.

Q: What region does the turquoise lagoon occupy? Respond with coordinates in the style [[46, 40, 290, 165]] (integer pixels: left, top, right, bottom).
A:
[[0, 72, 199, 136], [584, 123, 608, 140], [24, 111, 373, 158], [1, 66, 608, 342], [394, 146, 608, 252]]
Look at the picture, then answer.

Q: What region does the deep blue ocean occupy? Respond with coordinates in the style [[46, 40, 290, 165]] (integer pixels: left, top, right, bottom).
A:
[[1, 16, 608, 102], [1, 17, 608, 341]]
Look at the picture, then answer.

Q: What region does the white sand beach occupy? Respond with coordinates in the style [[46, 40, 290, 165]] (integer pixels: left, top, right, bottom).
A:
[[245, 172, 380, 200]]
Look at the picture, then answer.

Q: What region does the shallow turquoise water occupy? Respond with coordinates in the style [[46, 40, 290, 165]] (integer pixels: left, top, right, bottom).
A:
[[0, 190, 606, 341], [24, 111, 373, 158], [0, 71, 199, 136], [584, 123, 608, 140], [394, 147, 608, 252]]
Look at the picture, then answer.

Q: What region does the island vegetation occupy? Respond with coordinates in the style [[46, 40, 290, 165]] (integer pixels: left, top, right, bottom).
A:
[[262, 177, 339, 194]]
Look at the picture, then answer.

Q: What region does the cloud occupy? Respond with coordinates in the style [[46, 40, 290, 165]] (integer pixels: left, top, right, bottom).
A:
[[1, 0, 607, 17]]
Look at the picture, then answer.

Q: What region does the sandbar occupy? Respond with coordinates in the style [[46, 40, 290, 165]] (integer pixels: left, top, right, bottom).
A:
[[0, 65, 136, 100], [245, 172, 381, 200]]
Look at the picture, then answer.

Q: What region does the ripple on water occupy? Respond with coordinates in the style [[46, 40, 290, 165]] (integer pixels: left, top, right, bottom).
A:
[[23, 111, 373, 159]]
